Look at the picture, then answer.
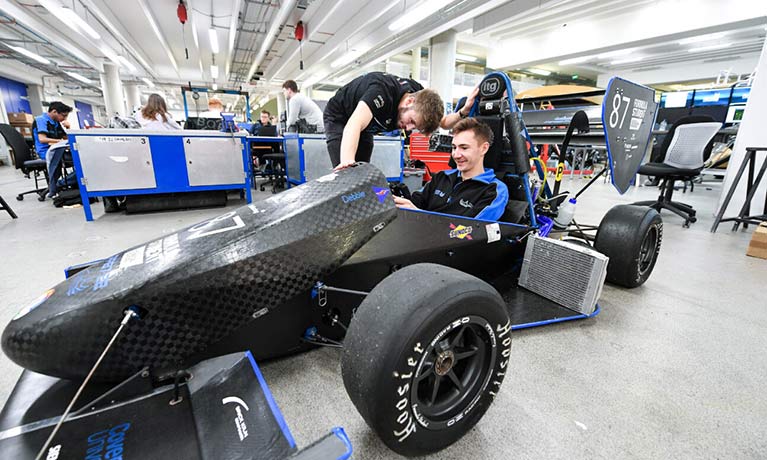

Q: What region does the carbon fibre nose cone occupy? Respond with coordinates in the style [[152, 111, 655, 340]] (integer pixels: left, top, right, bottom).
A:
[[2, 163, 397, 381]]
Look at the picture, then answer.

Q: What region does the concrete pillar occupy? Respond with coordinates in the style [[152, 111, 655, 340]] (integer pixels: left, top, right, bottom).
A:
[[99, 62, 126, 117], [411, 47, 422, 81], [26, 84, 45, 116], [716, 42, 767, 218], [428, 30, 457, 112], [304, 86, 313, 98], [124, 82, 142, 115], [0, 95, 9, 165]]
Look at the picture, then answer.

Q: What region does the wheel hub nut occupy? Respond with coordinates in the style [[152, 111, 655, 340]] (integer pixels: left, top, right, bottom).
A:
[[434, 350, 455, 376]]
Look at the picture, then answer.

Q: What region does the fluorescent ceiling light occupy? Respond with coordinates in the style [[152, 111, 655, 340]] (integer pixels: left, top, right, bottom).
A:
[[597, 49, 632, 59], [611, 57, 643, 65], [688, 43, 731, 53], [528, 68, 551, 76], [39, 1, 101, 40], [59, 7, 101, 40], [389, 0, 452, 31], [209, 29, 219, 54], [115, 55, 137, 73], [331, 50, 363, 68], [189, 3, 199, 48], [141, 77, 155, 87], [679, 32, 727, 45], [38, 0, 69, 22], [210, 65, 219, 79], [65, 71, 93, 84], [455, 53, 477, 62], [3, 42, 50, 64], [558, 56, 592, 65], [302, 74, 323, 88]]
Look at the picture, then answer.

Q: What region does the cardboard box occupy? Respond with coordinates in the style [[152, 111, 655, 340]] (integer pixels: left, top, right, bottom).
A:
[[746, 222, 767, 260], [7, 112, 34, 125], [15, 126, 32, 139]]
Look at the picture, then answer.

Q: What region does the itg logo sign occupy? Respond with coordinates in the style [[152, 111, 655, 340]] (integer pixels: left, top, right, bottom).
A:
[[480, 77, 501, 97]]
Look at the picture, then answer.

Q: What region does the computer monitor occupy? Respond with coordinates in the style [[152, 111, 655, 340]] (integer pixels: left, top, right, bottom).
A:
[[690, 105, 727, 123], [656, 107, 691, 127], [726, 105, 746, 123], [258, 125, 278, 137]]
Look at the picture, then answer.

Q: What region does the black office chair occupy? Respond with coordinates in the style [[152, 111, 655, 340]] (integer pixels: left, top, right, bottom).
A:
[[251, 125, 285, 193], [633, 116, 721, 227], [260, 153, 286, 193], [0, 123, 48, 201]]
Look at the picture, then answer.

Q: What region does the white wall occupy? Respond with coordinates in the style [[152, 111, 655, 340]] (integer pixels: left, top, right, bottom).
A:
[[716, 41, 767, 219]]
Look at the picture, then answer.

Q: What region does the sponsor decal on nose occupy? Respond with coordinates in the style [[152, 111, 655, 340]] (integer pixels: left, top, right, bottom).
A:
[[371, 186, 390, 203]]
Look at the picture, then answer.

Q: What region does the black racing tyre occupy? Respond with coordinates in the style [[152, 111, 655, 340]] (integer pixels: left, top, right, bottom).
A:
[[103, 196, 119, 213], [594, 204, 662, 288], [341, 263, 512, 457]]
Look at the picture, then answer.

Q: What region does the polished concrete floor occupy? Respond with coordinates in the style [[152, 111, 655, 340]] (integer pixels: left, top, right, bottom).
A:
[[0, 164, 765, 459]]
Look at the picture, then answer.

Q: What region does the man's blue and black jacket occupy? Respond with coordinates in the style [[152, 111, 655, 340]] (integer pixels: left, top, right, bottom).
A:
[[410, 168, 509, 221]]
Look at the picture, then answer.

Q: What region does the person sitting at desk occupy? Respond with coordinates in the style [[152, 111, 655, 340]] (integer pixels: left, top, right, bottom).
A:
[[249, 110, 274, 136], [33, 101, 71, 161], [33, 101, 72, 198], [394, 118, 509, 221], [137, 94, 181, 130]]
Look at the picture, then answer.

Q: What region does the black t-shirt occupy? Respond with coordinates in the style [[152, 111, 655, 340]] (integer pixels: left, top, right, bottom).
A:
[[324, 72, 423, 133]]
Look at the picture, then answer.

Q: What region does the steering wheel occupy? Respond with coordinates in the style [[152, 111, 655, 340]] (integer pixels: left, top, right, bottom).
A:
[[389, 182, 412, 201]]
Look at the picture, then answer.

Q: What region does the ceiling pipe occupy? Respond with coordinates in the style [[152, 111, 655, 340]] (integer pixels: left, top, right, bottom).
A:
[[244, 0, 297, 83]]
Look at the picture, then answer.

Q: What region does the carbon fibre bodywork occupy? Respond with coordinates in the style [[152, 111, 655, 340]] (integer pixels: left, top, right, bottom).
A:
[[2, 164, 400, 381], [2, 164, 531, 382]]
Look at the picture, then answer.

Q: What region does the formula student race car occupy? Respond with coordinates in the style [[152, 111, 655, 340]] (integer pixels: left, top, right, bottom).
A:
[[0, 72, 662, 459]]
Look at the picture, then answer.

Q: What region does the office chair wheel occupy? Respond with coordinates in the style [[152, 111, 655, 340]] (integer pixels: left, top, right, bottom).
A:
[[16, 195, 23, 201], [37, 195, 46, 202]]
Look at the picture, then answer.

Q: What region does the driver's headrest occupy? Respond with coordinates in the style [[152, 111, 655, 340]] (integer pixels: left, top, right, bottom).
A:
[[478, 75, 505, 100]]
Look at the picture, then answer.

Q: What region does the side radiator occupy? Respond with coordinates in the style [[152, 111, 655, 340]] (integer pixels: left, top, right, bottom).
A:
[[518, 235, 608, 314]]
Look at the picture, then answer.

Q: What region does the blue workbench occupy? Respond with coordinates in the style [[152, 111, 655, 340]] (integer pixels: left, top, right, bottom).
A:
[[67, 129, 252, 221], [283, 133, 403, 186]]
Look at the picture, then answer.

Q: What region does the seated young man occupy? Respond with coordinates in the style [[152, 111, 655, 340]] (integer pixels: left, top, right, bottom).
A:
[[394, 118, 509, 221]]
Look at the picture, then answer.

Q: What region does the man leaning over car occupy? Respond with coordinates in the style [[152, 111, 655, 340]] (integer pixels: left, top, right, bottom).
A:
[[394, 118, 508, 221]]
